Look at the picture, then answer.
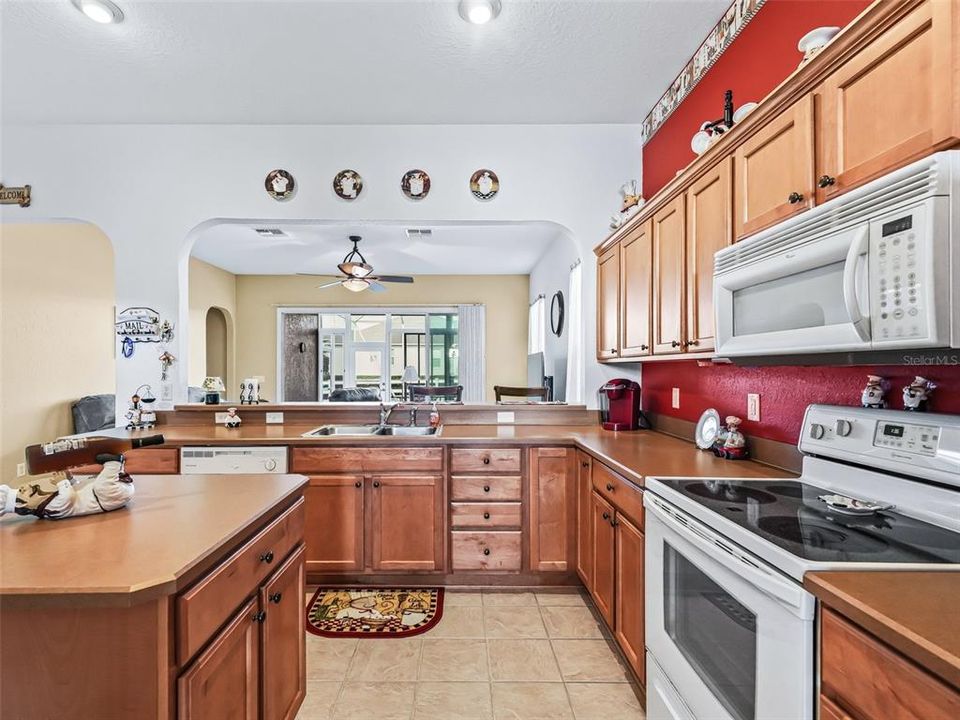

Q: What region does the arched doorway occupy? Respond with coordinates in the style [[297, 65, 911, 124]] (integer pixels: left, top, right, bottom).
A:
[[205, 307, 230, 388]]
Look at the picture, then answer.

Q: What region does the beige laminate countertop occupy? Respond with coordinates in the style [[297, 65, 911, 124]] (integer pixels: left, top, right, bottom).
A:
[[0, 473, 307, 607], [805, 571, 960, 689]]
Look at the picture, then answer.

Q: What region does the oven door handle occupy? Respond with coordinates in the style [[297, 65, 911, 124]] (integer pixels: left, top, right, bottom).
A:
[[843, 225, 871, 342], [645, 494, 814, 619]]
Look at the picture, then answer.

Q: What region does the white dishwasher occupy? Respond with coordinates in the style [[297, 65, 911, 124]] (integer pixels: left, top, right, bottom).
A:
[[180, 446, 288, 474]]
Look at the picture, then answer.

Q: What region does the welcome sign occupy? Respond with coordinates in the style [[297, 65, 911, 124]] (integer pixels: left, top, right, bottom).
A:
[[0, 183, 31, 207]]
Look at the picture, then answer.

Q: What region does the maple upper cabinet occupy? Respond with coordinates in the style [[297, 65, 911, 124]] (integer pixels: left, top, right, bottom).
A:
[[818, 0, 960, 204], [733, 94, 815, 239], [652, 194, 686, 354], [619, 219, 653, 358], [596, 243, 621, 360], [369, 474, 444, 572], [684, 157, 732, 353], [528, 447, 575, 572]]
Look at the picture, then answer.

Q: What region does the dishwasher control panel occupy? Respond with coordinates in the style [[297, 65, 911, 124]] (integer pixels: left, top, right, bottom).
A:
[[180, 446, 288, 474]]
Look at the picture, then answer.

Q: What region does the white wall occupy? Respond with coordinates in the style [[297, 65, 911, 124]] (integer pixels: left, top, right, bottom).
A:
[[0, 124, 641, 411]]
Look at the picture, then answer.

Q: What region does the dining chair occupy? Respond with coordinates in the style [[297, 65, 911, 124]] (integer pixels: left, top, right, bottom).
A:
[[493, 385, 549, 402]]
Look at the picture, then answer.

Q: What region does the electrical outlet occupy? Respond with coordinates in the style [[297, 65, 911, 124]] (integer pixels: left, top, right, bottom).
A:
[[214, 412, 229, 424], [16, 462, 26, 477], [266, 412, 284, 424], [747, 393, 761, 422], [497, 411, 515, 424], [671, 388, 680, 409]]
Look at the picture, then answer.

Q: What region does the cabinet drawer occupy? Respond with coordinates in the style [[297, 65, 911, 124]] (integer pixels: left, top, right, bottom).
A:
[[290, 447, 443, 473], [592, 462, 644, 529], [451, 502, 522, 529], [450, 448, 521, 473], [451, 475, 522, 501], [70, 447, 180, 475], [177, 499, 305, 665], [821, 608, 960, 720], [451, 531, 522, 571]]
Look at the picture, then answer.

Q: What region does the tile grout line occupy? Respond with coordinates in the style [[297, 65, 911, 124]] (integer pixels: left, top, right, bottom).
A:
[[541, 603, 578, 719]]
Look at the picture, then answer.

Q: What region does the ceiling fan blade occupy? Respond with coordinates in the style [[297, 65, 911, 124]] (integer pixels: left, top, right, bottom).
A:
[[373, 275, 415, 283], [315, 280, 344, 289], [367, 281, 388, 293]]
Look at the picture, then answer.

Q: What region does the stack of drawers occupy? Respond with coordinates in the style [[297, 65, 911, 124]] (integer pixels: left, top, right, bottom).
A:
[[449, 447, 523, 572]]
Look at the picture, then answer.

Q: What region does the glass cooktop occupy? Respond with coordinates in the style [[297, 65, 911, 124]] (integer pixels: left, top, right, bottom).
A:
[[657, 479, 960, 564]]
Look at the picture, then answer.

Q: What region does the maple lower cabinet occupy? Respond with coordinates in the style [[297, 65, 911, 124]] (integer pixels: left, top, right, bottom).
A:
[[303, 475, 364, 574], [614, 514, 645, 683], [589, 490, 616, 627], [596, 243, 621, 360], [260, 547, 307, 720], [733, 95, 814, 239], [684, 157, 732, 353], [652, 195, 686, 354], [619, 219, 653, 357], [819, 0, 960, 204], [370, 474, 444, 572], [528, 447, 575, 572], [575, 451, 594, 587]]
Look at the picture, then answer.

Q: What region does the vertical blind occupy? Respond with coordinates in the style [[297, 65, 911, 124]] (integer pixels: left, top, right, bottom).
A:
[[457, 304, 486, 402], [565, 262, 583, 403]]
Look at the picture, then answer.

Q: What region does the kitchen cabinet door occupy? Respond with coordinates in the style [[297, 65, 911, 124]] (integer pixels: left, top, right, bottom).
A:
[[575, 451, 594, 589], [614, 514, 645, 686], [590, 491, 616, 627], [818, 0, 959, 204], [303, 475, 364, 574], [733, 94, 814, 239], [370, 474, 444, 572], [178, 599, 260, 720], [685, 158, 732, 353], [597, 243, 621, 360], [529, 447, 575, 572], [652, 195, 686, 355], [619, 219, 653, 358], [260, 546, 306, 720]]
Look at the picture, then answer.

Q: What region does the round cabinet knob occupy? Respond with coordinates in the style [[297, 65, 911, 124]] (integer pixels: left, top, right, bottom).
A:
[[355, 481, 362, 488], [269, 592, 283, 604], [482, 456, 491, 465], [264, 458, 277, 471], [671, 340, 681, 348], [483, 512, 491, 520], [640, 344, 649, 351], [606, 483, 614, 492], [252, 610, 267, 623], [483, 548, 491, 556], [788, 192, 804, 204], [259, 551, 274, 564], [602, 512, 610, 520], [810, 423, 826, 440], [835, 419, 853, 437], [581, 461, 590, 468], [817, 175, 836, 188], [483, 485, 491, 493], [373, 481, 381, 488]]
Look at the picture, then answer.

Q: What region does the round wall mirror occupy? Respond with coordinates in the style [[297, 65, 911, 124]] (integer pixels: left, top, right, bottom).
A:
[[550, 290, 565, 337]]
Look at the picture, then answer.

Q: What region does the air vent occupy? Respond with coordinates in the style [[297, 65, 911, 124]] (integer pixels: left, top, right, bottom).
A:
[[254, 227, 287, 237], [405, 228, 433, 238]]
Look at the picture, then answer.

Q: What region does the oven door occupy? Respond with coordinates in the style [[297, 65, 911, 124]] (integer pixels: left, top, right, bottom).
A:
[[715, 224, 871, 357], [644, 493, 815, 720]]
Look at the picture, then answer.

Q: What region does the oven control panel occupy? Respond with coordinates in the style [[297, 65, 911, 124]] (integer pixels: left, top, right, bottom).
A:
[[800, 405, 960, 488]]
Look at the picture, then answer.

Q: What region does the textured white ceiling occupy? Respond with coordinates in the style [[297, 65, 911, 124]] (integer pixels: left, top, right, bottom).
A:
[[191, 220, 565, 275], [2, 0, 728, 124]]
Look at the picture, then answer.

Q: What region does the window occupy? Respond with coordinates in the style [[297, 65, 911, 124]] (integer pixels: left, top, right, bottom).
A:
[[529, 295, 545, 355], [278, 308, 461, 402]]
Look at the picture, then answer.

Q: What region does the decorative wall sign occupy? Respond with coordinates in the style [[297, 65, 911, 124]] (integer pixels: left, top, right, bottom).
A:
[[264, 169, 295, 200], [333, 169, 363, 200], [640, 0, 766, 144], [550, 290, 565, 337], [469, 169, 499, 200], [401, 169, 431, 200], [0, 183, 31, 207], [115, 307, 174, 346]]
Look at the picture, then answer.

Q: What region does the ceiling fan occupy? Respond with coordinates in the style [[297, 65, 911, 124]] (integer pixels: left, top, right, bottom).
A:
[[298, 235, 414, 293]]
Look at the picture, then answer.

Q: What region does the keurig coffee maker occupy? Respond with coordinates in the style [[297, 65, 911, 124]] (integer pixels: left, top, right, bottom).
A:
[[598, 379, 648, 431]]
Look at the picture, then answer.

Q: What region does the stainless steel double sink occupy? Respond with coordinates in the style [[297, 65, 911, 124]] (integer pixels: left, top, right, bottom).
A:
[[301, 424, 442, 438]]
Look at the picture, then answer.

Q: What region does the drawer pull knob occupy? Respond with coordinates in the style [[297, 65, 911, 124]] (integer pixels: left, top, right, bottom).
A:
[[788, 191, 804, 204], [606, 483, 614, 492], [640, 344, 649, 351], [252, 610, 267, 623], [483, 548, 491, 556], [483, 512, 491, 519], [602, 512, 610, 521], [259, 551, 274, 564], [482, 457, 491, 465], [269, 592, 282, 604], [373, 480, 381, 488], [671, 340, 681, 348], [581, 461, 589, 468], [355, 481, 362, 488], [483, 485, 491, 493], [817, 175, 836, 188]]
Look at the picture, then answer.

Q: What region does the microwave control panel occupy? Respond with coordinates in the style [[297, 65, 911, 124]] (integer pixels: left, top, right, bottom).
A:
[[869, 207, 930, 344]]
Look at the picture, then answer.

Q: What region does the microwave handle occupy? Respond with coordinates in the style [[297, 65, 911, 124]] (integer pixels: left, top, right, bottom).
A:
[[843, 225, 871, 341]]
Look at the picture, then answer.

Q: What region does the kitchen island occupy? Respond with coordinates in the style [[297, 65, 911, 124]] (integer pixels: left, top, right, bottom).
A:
[[0, 473, 308, 720]]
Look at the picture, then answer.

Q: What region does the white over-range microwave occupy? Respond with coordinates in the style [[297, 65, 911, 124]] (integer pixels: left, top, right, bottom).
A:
[[714, 151, 960, 358]]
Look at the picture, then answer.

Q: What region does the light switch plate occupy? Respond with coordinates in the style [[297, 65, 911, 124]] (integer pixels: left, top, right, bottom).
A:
[[747, 394, 761, 422], [266, 412, 284, 424], [16, 462, 25, 477], [214, 412, 229, 424], [671, 388, 680, 409], [497, 411, 516, 424]]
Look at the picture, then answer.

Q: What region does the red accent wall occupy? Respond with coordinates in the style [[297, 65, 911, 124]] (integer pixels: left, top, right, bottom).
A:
[[642, 361, 960, 444], [641, 0, 872, 198]]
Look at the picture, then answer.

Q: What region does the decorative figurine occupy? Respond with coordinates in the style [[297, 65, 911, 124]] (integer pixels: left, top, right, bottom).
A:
[[124, 385, 157, 430], [224, 407, 242, 428], [902, 376, 936, 412], [861, 375, 887, 408], [610, 180, 644, 228], [713, 416, 749, 460]]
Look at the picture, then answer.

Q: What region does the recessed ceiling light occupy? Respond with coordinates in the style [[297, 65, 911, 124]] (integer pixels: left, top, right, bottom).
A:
[[72, 0, 124, 24], [459, 0, 501, 25]]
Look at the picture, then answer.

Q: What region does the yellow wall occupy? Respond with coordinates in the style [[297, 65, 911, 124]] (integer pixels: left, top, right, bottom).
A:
[[0, 223, 116, 480], [188, 257, 237, 391], [233, 274, 529, 402]]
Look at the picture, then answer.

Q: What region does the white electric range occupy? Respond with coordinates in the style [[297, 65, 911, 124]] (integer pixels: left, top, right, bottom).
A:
[[642, 404, 960, 720]]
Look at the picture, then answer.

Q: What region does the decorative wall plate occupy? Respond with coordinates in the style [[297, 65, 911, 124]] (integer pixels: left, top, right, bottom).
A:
[[333, 169, 363, 200], [470, 169, 499, 200], [265, 169, 295, 200], [695, 408, 722, 450], [401, 169, 431, 200]]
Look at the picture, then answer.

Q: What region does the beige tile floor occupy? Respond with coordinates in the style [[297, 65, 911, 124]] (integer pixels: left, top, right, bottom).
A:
[[297, 589, 645, 720]]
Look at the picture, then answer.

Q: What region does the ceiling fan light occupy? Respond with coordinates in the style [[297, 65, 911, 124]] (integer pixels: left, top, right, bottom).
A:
[[459, 0, 500, 24], [338, 261, 373, 278], [72, 0, 124, 24], [342, 277, 370, 292]]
